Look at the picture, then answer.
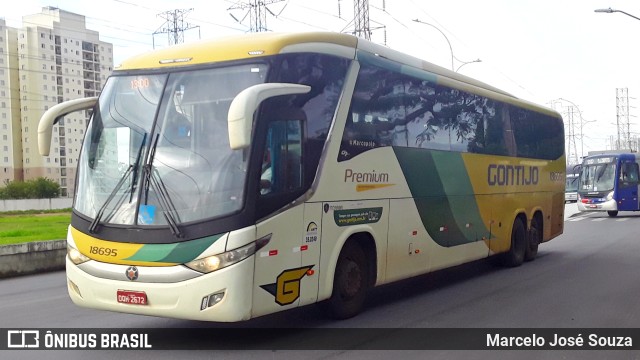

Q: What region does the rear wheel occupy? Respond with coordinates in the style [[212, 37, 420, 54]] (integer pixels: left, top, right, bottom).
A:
[[503, 218, 526, 267], [323, 241, 370, 319], [607, 211, 618, 217], [525, 216, 541, 262]]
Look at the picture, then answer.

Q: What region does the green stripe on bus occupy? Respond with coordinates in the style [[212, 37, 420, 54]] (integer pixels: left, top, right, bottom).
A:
[[125, 233, 224, 264], [393, 147, 490, 247]]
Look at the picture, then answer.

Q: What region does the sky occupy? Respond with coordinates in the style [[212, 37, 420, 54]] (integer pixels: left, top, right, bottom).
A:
[[3, 0, 640, 162]]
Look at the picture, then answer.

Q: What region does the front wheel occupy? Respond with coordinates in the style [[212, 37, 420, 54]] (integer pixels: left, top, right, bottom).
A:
[[322, 242, 370, 319], [607, 211, 618, 217]]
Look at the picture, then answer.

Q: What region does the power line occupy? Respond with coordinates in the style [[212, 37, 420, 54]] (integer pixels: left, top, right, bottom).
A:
[[153, 9, 201, 49], [616, 88, 633, 151], [337, 0, 386, 44], [228, 0, 285, 32], [4, 6, 242, 48], [405, 0, 533, 98], [353, 0, 371, 40], [3, 11, 150, 44]]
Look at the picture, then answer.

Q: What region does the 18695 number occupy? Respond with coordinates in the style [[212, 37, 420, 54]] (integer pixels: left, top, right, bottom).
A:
[[89, 246, 118, 257]]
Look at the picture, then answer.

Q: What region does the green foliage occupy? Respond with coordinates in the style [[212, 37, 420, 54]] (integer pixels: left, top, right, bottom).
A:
[[0, 178, 61, 199], [0, 212, 70, 245]]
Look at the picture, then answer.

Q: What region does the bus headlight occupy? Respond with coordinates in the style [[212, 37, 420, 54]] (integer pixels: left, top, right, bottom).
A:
[[607, 191, 614, 201], [68, 245, 90, 265], [185, 239, 264, 274]]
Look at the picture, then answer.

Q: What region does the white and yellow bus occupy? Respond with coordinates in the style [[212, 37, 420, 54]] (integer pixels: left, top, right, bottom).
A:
[[38, 32, 565, 322]]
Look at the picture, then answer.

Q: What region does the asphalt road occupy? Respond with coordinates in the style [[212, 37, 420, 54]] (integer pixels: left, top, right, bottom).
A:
[[2, 205, 640, 359]]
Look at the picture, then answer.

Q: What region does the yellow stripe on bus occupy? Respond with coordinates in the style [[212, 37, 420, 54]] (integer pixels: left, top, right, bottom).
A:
[[70, 227, 176, 267], [356, 183, 396, 192]]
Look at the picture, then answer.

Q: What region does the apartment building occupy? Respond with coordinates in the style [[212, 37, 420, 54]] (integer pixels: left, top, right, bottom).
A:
[[0, 7, 113, 196]]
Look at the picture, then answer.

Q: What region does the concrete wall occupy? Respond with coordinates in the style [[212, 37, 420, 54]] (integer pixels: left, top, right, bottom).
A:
[[0, 198, 73, 211], [0, 240, 66, 278]]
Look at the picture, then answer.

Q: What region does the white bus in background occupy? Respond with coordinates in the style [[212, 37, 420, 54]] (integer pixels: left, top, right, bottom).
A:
[[565, 173, 579, 203]]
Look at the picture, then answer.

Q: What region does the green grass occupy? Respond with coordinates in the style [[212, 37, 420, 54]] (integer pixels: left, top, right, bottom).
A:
[[0, 211, 71, 245]]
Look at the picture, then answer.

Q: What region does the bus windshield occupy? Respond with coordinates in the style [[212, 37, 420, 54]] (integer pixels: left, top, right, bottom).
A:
[[75, 63, 267, 227], [579, 161, 616, 193], [566, 175, 578, 192]]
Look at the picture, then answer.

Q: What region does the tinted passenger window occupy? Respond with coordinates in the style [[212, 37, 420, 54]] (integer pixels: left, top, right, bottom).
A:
[[339, 56, 563, 161]]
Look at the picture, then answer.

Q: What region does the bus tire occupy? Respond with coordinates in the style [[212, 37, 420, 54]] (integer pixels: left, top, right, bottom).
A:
[[525, 216, 541, 262], [323, 241, 370, 319], [607, 211, 618, 217], [503, 217, 526, 267]]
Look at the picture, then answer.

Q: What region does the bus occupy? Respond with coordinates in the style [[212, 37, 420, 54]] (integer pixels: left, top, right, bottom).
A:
[[577, 152, 640, 217], [38, 32, 565, 322], [565, 166, 579, 203]]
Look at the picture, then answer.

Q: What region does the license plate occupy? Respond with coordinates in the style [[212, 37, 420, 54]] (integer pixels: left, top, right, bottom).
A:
[[117, 290, 148, 305]]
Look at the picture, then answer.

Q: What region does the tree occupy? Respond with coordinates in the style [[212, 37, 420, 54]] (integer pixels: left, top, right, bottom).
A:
[[1, 180, 29, 199], [0, 178, 60, 199], [28, 177, 61, 198]]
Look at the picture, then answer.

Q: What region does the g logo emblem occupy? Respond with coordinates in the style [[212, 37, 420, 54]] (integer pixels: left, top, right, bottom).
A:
[[260, 265, 314, 305]]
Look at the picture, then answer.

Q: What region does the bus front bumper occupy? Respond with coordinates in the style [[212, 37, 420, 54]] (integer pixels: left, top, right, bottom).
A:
[[577, 198, 617, 212], [65, 256, 255, 322]]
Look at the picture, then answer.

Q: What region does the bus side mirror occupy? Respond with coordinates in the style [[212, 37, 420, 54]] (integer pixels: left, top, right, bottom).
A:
[[38, 97, 98, 156], [227, 83, 310, 150]]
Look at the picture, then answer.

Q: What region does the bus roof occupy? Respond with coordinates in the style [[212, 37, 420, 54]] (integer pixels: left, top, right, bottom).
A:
[[116, 32, 357, 70], [583, 152, 636, 158], [586, 150, 636, 157], [115, 31, 559, 118], [581, 152, 637, 165]]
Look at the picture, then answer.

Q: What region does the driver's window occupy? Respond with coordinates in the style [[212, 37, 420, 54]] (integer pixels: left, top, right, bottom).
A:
[[260, 120, 303, 196], [620, 162, 639, 185]]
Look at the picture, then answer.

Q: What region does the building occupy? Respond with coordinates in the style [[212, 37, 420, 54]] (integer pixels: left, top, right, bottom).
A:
[[0, 19, 21, 185], [0, 7, 113, 196]]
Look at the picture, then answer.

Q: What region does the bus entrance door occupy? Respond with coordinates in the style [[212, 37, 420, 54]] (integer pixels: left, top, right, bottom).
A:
[[617, 160, 640, 211]]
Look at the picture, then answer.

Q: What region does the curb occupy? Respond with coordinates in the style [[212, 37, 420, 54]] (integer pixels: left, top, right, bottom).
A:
[[0, 240, 66, 279]]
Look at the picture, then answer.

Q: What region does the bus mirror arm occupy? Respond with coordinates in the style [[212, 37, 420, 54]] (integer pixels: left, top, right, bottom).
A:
[[227, 83, 310, 150], [38, 97, 98, 156]]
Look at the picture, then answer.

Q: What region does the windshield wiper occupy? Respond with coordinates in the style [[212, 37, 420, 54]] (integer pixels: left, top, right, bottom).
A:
[[129, 133, 147, 202], [88, 134, 147, 233], [142, 134, 183, 238]]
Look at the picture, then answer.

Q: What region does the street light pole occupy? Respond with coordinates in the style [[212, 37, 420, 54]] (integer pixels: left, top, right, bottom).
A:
[[594, 8, 639, 151], [412, 19, 454, 71], [594, 7, 640, 21], [412, 19, 482, 73], [456, 59, 482, 72]]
